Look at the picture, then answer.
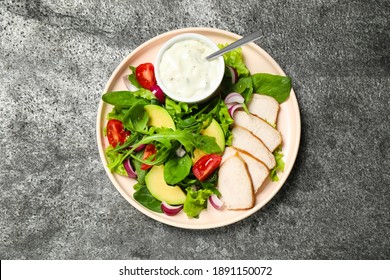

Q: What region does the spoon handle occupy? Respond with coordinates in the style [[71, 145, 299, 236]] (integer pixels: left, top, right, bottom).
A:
[[206, 31, 262, 60]]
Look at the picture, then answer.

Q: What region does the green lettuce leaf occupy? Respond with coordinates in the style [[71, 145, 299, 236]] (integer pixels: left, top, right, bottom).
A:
[[183, 187, 213, 218], [105, 146, 127, 176], [270, 147, 285, 181], [107, 106, 128, 122], [165, 98, 197, 119], [218, 43, 250, 77], [216, 100, 234, 146]]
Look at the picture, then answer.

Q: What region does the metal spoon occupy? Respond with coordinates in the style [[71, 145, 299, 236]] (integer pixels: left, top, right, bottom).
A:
[[206, 31, 262, 60]]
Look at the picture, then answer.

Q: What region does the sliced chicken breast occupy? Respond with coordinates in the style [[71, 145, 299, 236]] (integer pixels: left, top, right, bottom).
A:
[[222, 147, 269, 193], [231, 126, 276, 169], [234, 148, 269, 193], [221, 146, 238, 164], [233, 111, 282, 152], [217, 155, 254, 210], [248, 94, 280, 125]]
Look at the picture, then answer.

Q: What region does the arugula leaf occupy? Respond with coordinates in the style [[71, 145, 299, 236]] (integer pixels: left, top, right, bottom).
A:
[[270, 147, 285, 181], [218, 43, 250, 77], [252, 73, 292, 103], [129, 129, 221, 158], [174, 97, 219, 132], [131, 151, 147, 184], [133, 185, 163, 213], [164, 154, 192, 185], [192, 134, 222, 154], [122, 100, 149, 133], [183, 187, 213, 218]]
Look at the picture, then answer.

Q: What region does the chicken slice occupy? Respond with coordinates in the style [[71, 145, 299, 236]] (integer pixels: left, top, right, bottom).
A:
[[222, 146, 269, 193], [221, 146, 238, 164], [234, 148, 269, 193], [231, 126, 276, 169], [247, 94, 280, 125], [233, 111, 282, 152], [217, 155, 254, 210]]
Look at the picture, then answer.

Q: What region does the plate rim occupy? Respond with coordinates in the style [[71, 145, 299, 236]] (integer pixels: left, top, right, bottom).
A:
[[96, 27, 301, 229]]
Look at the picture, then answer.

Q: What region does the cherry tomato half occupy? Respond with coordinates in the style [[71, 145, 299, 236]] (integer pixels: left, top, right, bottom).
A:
[[141, 144, 157, 170], [193, 154, 222, 181], [106, 119, 130, 148], [135, 63, 156, 90]]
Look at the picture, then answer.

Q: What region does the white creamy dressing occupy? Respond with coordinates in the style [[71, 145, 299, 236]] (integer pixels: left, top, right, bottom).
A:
[[159, 39, 220, 98]]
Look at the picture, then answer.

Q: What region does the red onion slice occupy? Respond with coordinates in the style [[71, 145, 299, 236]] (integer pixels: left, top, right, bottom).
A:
[[227, 66, 238, 84], [225, 92, 245, 104], [150, 84, 165, 103], [133, 144, 146, 152], [209, 194, 224, 210], [122, 75, 139, 92], [161, 201, 183, 216], [228, 103, 243, 117], [123, 158, 137, 178]]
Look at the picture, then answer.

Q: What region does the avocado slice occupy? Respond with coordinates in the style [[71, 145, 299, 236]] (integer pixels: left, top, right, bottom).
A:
[[145, 165, 186, 205], [144, 104, 176, 130], [192, 118, 225, 163]]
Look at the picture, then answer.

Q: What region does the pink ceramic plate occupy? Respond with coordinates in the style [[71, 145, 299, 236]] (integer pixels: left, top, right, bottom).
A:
[[96, 27, 301, 229]]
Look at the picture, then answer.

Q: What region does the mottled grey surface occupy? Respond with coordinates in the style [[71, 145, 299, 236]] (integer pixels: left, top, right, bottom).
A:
[[0, 0, 389, 260]]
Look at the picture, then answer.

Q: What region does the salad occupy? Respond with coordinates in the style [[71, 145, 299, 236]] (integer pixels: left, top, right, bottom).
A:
[[102, 43, 291, 218]]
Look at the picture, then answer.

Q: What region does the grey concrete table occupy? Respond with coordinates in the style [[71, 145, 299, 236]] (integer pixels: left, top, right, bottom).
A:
[[1, 0, 389, 259]]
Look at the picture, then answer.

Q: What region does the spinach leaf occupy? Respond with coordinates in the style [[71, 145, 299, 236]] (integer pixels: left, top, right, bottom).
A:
[[232, 76, 254, 103], [133, 185, 163, 213], [102, 91, 140, 106], [128, 66, 141, 88], [102, 89, 155, 107], [252, 73, 292, 103], [199, 170, 221, 196], [164, 154, 192, 185]]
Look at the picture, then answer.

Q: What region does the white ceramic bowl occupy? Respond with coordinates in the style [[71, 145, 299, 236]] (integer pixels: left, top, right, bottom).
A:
[[154, 33, 225, 103]]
